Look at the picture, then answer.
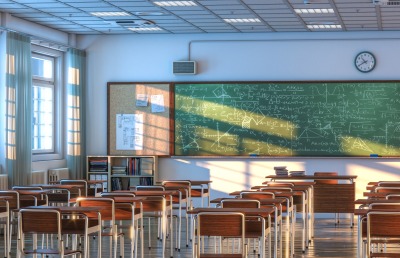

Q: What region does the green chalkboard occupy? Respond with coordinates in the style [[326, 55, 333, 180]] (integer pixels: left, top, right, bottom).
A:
[[174, 82, 400, 156]]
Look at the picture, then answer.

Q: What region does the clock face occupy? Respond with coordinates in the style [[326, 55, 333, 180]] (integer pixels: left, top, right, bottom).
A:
[[355, 52, 376, 73]]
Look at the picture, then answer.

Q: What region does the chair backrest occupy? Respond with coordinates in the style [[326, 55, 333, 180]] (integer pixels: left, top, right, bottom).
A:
[[60, 179, 88, 197], [196, 212, 246, 257], [259, 187, 293, 192], [162, 181, 191, 198], [240, 191, 275, 200], [386, 194, 400, 200], [221, 199, 260, 208], [314, 172, 338, 184], [265, 182, 295, 187], [367, 211, 400, 257], [369, 203, 400, 210], [18, 208, 84, 257], [134, 185, 165, 191], [375, 187, 400, 194], [76, 197, 115, 222], [101, 192, 136, 197], [12, 186, 42, 190], [0, 191, 19, 209], [378, 181, 400, 187]]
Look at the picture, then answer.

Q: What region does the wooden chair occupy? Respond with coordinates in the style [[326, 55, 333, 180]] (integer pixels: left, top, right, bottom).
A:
[[101, 192, 143, 258], [366, 211, 400, 257], [0, 198, 10, 258], [220, 199, 271, 258], [17, 208, 84, 258], [239, 191, 282, 257], [75, 197, 124, 258], [162, 180, 191, 250], [60, 179, 88, 197], [194, 211, 248, 258]]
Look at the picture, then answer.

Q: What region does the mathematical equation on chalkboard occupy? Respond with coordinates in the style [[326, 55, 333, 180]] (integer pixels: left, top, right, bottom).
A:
[[174, 82, 400, 156]]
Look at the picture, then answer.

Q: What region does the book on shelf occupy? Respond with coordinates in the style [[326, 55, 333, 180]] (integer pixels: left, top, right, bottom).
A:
[[111, 166, 127, 175], [139, 177, 153, 186], [139, 157, 154, 176], [89, 159, 108, 172], [140, 169, 153, 176]]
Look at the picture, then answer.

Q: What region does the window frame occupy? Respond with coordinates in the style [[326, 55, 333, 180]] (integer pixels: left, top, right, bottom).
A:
[[31, 45, 64, 161]]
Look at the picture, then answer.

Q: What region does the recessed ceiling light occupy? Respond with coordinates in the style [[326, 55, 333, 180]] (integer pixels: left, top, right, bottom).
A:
[[91, 12, 131, 17], [128, 27, 163, 31], [307, 24, 342, 29], [154, 1, 197, 7], [134, 11, 165, 16], [294, 8, 334, 14], [224, 18, 261, 23]]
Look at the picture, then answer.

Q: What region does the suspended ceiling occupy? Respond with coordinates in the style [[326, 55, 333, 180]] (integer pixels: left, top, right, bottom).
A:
[[0, 0, 399, 34]]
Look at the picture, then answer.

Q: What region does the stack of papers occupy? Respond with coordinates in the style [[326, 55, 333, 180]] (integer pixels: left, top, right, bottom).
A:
[[289, 171, 305, 176], [274, 166, 288, 176]]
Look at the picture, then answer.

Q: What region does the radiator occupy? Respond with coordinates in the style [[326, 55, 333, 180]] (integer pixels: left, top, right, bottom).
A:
[[0, 174, 8, 190], [31, 170, 47, 184], [48, 168, 69, 183]]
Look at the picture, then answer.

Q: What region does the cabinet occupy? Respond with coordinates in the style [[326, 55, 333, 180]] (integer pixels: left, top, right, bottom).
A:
[[86, 155, 158, 191]]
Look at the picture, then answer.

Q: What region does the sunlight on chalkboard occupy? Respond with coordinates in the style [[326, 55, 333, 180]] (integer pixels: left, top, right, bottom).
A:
[[341, 135, 400, 156], [179, 96, 296, 140]]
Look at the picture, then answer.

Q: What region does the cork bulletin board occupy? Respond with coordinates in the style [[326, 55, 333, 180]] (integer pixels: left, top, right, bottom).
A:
[[107, 82, 172, 156]]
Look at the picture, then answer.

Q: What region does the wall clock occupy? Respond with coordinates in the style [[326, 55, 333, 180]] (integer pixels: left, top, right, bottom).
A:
[[355, 51, 376, 73]]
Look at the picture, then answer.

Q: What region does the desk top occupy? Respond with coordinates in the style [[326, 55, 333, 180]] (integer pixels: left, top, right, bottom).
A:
[[211, 197, 286, 206], [266, 175, 357, 180], [188, 207, 274, 217], [113, 190, 179, 196], [229, 190, 296, 198], [20, 205, 102, 213], [157, 180, 212, 186], [111, 196, 147, 203], [355, 198, 400, 205], [251, 185, 311, 191]]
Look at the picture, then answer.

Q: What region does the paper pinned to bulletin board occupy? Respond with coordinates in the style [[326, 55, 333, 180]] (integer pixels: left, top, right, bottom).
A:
[[108, 83, 172, 156]]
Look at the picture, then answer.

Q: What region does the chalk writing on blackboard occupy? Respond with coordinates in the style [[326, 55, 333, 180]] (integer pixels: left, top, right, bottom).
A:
[[175, 82, 400, 156]]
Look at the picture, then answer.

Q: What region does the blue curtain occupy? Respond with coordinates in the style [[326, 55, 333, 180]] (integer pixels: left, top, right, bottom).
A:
[[5, 31, 32, 187], [66, 48, 86, 179]]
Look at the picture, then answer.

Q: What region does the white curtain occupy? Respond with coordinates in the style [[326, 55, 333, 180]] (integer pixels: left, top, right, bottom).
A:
[[5, 31, 32, 187], [66, 48, 86, 179]]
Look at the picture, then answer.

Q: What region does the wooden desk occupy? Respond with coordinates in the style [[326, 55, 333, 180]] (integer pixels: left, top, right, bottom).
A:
[[188, 207, 274, 258], [266, 175, 356, 214], [114, 190, 176, 258], [20, 205, 102, 258]]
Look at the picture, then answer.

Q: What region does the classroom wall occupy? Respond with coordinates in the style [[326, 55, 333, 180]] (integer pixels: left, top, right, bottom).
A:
[[79, 31, 400, 204]]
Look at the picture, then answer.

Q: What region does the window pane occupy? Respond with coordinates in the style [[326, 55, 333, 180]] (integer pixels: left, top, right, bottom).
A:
[[32, 56, 53, 80], [32, 85, 53, 151]]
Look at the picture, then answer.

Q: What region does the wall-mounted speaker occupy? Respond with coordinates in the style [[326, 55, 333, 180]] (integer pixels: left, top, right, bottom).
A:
[[173, 61, 197, 75]]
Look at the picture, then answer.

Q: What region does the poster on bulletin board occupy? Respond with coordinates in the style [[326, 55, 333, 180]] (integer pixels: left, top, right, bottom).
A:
[[115, 114, 143, 150]]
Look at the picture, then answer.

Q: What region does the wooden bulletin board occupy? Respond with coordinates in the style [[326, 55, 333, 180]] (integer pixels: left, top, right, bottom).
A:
[[174, 81, 400, 157], [107, 82, 172, 156]]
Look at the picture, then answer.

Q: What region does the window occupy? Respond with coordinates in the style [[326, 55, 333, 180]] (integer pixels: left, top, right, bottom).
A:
[[32, 54, 54, 152], [31, 46, 63, 160]]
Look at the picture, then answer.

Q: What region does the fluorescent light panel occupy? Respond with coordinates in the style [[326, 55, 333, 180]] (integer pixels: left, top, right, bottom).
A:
[[224, 18, 261, 23], [154, 1, 197, 6], [307, 24, 342, 29], [295, 8, 334, 14], [91, 12, 131, 17], [128, 27, 163, 31]]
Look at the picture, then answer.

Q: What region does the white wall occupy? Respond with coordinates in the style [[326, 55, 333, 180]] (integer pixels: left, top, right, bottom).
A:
[[78, 31, 400, 203]]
